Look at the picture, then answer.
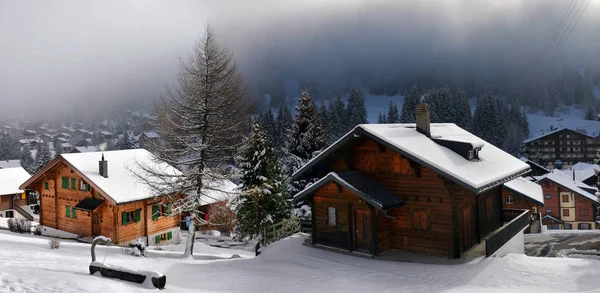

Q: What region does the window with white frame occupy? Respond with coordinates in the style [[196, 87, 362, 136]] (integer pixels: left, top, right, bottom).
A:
[[327, 207, 337, 227], [505, 195, 513, 205]]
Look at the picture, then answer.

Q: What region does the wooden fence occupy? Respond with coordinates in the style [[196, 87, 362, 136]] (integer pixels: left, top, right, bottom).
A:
[[485, 209, 530, 257], [263, 217, 301, 245]]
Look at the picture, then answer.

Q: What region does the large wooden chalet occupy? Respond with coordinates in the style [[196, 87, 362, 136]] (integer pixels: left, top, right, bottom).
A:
[[19, 149, 181, 245], [293, 104, 542, 259]]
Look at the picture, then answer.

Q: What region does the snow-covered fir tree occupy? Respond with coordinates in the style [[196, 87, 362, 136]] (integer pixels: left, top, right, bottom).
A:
[[400, 85, 419, 123], [288, 88, 327, 163], [327, 94, 347, 143], [132, 26, 250, 258], [32, 143, 52, 173], [115, 131, 136, 150], [346, 87, 368, 127], [472, 92, 500, 146], [54, 142, 64, 158], [257, 109, 276, 144], [0, 133, 21, 160], [378, 113, 387, 124], [452, 88, 473, 130], [387, 101, 400, 123], [20, 148, 34, 174], [318, 100, 330, 145], [234, 123, 290, 245]]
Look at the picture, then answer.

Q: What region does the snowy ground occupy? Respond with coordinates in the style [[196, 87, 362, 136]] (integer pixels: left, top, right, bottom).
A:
[[3, 231, 600, 293], [525, 231, 600, 257]]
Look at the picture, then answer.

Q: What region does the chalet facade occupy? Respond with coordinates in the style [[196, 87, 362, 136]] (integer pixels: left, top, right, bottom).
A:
[[0, 167, 36, 219], [19, 149, 182, 245], [536, 172, 599, 230], [293, 104, 540, 259], [524, 128, 600, 169]]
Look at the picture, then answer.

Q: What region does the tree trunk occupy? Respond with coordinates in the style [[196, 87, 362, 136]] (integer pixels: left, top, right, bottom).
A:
[[184, 212, 196, 258]]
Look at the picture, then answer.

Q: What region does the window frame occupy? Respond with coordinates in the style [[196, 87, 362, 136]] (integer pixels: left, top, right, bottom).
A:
[[563, 209, 570, 217], [411, 209, 430, 231], [545, 195, 551, 199], [61, 177, 69, 189], [71, 178, 76, 190], [580, 208, 589, 216], [326, 206, 337, 227], [44, 181, 49, 190], [562, 194, 569, 202], [546, 209, 552, 213], [505, 195, 513, 205]]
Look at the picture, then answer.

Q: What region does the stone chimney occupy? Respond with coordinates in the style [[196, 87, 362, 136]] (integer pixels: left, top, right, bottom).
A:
[[415, 103, 431, 137], [99, 154, 108, 178]]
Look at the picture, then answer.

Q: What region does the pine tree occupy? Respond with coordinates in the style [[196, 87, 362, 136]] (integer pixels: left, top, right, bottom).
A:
[[54, 141, 64, 157], [234, 123, 290, 244], [288, 88, 327, 162], [131, 26, 250, 258], [116, 131, 136, 150], [318, 100, 330, 145], [32, 143, 52, 173], [20, 148, 34, 174], [377, 113, 387, 124], [258, 109, 276, 144], [472, 92, 499, 146], [346, 87, 368, 127], [275, 106, 293, 152], [387, 101, 400, 123], [327, 95, 347, 141], [562, 83, 575, 105], [453, 88, 473, 130], [0, 133, 21, 160], [427, 87, 453, 123], [400, 85, 419, 123]]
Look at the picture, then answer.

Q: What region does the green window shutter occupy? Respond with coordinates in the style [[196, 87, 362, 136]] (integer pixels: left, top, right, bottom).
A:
[[167, 231, 172, 240], [71, 178, 76, 190], [44, 182, 49, 190], [122, 212, 127, 225], [155, 235, 160, 244], [72, 208, 77, 219], [152, 205, 158, 221], [167, 203, 172, 216], [62, 177, 68, 188], [85, 184, 90, 192], [135, 209, 141, 222], [66, 205, 70, 218]]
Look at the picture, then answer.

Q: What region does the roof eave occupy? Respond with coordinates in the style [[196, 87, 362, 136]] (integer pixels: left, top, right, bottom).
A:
[[502, 185, 545, 207]]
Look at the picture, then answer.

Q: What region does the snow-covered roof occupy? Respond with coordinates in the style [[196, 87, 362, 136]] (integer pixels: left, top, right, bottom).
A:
[[57, 137, 69, 142], [59, 149, 181, 204], [101, 131, 113, 136], [61, 143, 72, 148], [503, 177, 544, 206], [199, 179, 239, 206], [523, 127, 600, 144], [144, 131, 160, 139], [0, 167, 30, 195], [535, 171, 600, 203], [294, 123, 530, 194], [0, 160, 21, 169], [74, 146, 99, 153], [558, 167, 599, 183]]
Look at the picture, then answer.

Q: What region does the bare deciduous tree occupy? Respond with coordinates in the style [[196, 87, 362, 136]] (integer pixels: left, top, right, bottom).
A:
[[133, 26, 250, 257]]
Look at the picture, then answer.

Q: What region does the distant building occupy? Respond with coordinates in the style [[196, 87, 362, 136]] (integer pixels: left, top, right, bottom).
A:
[[0, 160, 22, 169], [71, 146, 99, 153], [0, 167, 37, 219], [523, 128, 600, 170]]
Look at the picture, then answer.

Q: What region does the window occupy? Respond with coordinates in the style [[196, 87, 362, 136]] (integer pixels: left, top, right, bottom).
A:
[[562, 194, 569, 202], [552, 224, 560, 230], [65, 205, 70, 217], [72, 207, 77, 219], [5, 211, 13, 218], [412, 209, 429, 230], [545, 195, 552, 199], [121, 209, 141, 225], [44, 182, 49, 190], [546, 209, 552, 213], [362, 214, 367, 240], [563, 209, 570, 217], [580, 223, 591, 230], [71, 178, 76, 190], [152, 203, 173, 220], [61, 177, 69, 189], [580, 209, 589, 216], [79, 180, 90, 191], [564, 223, 572, 230], [327, 207, 337, 227], [155, 231, 173, 244], [505, 195, 513, 205]]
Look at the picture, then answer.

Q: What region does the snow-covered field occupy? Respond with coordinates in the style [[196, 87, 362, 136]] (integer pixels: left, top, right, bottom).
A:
[[2, 231, 600, 293]]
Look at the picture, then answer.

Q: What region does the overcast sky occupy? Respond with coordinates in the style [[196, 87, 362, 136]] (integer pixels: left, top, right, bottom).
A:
[[1, 0, 599, 120]]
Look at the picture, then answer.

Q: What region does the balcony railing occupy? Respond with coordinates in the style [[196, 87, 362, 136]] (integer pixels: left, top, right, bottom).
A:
[[485, 209, 530, 257]]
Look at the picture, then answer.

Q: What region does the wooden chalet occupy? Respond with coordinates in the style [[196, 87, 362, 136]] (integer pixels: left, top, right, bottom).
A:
[[293, 104, 541, 259], [0, 167, 36, 219], [501, 177, 544, 233], [195, 179, 238, 235], [535, 171, 599, 230], [19, 149, 182, 245]]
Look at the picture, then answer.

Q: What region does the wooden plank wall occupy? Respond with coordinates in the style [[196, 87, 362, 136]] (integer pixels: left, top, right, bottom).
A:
[[351, 139, 455, 257], [146, 198, 179, 235], [39, 179, 56, 228], [478, 187, 503, 237], [502, 189, 540, 211], [55, 165, 94, 236], [116, 201, 145, 243], [0, 194, 12, 211]]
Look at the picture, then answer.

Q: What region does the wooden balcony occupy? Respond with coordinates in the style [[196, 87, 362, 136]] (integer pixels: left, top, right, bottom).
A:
[[484, 209, 530, 257]]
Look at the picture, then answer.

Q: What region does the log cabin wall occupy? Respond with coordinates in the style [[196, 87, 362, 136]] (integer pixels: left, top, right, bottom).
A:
[[39, 178, 56, 228], [55, 165, 95, 236], [116, 201, 145, 244], [0, 194, 13, 211], [313, 182, 367, 251], [146, 197, 179, 235], [477, 186, 503, 237], [348, 139, 456, 257], [502, 189, 540, 211]]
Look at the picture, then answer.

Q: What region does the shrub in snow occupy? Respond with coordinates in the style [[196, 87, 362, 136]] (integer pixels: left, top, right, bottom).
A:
[[33, 225, 42, 236], [122, 238, 148, 257], [7, 218, 31, 234], [49, 237, 60, 249]]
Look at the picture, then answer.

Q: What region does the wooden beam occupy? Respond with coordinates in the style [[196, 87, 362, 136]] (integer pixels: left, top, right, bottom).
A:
[[371, 207, 378, 257], [444, 180, 461, 259], [348, 203, 353, 253], [311, 199, 316, 245], [475, 195, 481, 243]]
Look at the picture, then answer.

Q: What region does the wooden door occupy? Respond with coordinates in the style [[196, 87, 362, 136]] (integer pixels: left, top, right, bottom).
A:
[[354, 209, 371, 253], [92, 213, 101, 235], [461, 205, 475, 252]]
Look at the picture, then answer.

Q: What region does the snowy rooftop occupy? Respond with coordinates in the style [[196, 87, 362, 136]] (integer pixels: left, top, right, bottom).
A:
[[101, 131, 113, 136], [73, 146, 99, 153], [0, 167, 30, 195], [59, 149, 182, 204], [535, 171, 600, 203], [144, 131, 160, 139], [0, 160, 22, 169], [295, 123, 530, 194], [503, 177, 544, 206]]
